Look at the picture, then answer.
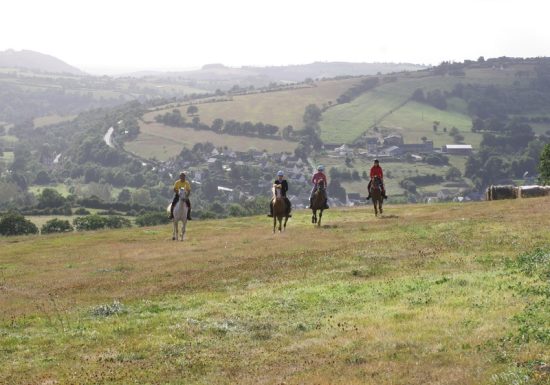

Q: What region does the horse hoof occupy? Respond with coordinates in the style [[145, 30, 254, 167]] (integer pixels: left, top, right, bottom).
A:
[[172, 237, 176, 240]]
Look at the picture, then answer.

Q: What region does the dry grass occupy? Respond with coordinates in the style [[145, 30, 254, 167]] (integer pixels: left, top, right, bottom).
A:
[[1, 198, 549, 384]]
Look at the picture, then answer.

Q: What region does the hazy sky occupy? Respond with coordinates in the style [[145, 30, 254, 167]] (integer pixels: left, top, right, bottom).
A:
[[2, 0, 549, 74]]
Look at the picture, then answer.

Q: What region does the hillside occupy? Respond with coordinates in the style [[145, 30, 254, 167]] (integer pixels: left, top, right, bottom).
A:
[[0, 49, 85, 75], [1, 198, 549, 384]]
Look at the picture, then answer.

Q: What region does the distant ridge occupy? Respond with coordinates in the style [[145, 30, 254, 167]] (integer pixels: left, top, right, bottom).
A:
[[121, 62, 427, 82], [0, 49, 85, 75]]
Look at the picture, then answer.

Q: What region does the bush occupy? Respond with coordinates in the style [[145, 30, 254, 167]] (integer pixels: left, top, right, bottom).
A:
[[41, 218, 73, 234], [0, 212, 39, 236], [73, 215, 132, 231], [104, 216, 132, 229], [74, 207, 91, 215], [135, 212, 170, 227], [73, 215, 106, 231]]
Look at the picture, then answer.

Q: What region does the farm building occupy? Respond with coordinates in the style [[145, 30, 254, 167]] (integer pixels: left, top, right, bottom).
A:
[[442, 144, 473, 155]]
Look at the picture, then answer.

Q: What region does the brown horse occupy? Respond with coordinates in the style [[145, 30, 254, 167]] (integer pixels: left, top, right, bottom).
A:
[[272, 184, 289, 233], [369, 176, 383, 216], [311, 180, 326, 226]]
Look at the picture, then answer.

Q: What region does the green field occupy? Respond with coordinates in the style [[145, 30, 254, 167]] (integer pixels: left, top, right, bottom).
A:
[[317, 155, 472, 199], [144, 78, 362, 130], [126, 121, 298, 160], [1, 198, 549, 384], [33, 114, 75, 128]]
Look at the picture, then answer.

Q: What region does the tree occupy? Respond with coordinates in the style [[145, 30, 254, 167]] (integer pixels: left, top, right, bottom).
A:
[[211, 118, 224, 132], [34, 170, 51, 185], [445, 166, 462, 181], [117, 188, 132, 203], [41, 218, 73, 234], [303, 104, 322, 125], [38, 188, 66, 208], [0, 212, 38, 236], [539, 143, 550, 184], [187, 105, 198, 116]]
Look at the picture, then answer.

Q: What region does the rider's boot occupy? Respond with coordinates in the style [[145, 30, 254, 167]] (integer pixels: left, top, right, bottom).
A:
[[324, 199, 329, 209], [267, 203, 273, 217], [169, 205, 174, 219], [187, 207, 192, 220]]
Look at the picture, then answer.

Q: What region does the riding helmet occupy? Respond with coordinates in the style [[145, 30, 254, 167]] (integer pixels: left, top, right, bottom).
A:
[[277, 170, 284, 176], [317, 165, 325, 171]]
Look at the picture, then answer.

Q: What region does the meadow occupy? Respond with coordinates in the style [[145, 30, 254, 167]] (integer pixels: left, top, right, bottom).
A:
[[1, 197, 549, 384], [125, 121, 298, 160]]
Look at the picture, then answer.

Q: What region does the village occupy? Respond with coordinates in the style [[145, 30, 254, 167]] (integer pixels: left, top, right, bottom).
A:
[[157, 132, 477, 209]]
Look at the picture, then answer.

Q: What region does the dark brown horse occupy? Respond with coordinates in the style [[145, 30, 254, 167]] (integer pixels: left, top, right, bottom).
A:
[[311, 180, 326, 226], [369, 176, 383, 216], [272, 184, 289, 233]]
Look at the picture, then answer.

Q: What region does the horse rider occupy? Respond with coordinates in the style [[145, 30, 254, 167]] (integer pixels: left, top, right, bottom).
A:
[[366, 159, 388, 200], [268, 170, 292, 218], [310, 165, 329, 209], [169, 171, 192, 220]]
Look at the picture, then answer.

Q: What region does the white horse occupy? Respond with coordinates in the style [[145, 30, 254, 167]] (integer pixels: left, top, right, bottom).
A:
[[168, 187, 189, 241]]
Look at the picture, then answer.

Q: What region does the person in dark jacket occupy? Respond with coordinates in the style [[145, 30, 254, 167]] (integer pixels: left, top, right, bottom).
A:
[[268, 170, 292, 217]]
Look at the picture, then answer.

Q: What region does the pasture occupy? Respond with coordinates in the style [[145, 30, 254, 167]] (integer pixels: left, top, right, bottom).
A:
[[1, 198, 549, 384], [125, 121, 298, 160], [144, 78, 362, 130], [319, 66, 524, 144]]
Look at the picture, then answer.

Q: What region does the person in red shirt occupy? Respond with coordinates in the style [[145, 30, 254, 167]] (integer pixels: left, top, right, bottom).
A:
[[367, 159, 388, 200], [309, 165, 329, 209]]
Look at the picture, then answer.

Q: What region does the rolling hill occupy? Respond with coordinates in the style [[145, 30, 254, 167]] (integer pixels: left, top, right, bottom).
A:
[[1, 198, 549, 384], [0, 49, 85, 75]]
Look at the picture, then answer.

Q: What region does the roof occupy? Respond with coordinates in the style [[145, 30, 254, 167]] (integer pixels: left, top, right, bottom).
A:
[[444, 144, 472, 149]]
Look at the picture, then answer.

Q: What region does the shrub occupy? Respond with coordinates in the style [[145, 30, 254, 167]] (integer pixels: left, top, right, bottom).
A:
[[0, 212, 39, 236], [135, 211, 170, 227], [41, 218, 73, 234], [74, 207, 91, 215], [73, 215, 131, 231], [104, 216, 132, 229], [73, 215, 106, 231]]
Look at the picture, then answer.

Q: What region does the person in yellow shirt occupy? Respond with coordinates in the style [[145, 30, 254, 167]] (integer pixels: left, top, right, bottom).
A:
[[169, 171, 192, 220]]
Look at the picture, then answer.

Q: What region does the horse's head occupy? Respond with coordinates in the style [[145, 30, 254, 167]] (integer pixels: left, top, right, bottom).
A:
[[371, 176, 382, 193], [317, 180, 325, 191], [272, 184, 283, 199], [179, 187, 188, 199]]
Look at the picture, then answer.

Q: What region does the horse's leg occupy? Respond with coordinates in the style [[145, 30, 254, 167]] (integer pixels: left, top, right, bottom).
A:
[[273, 216, 276, 233], [318, 209, 322, 227], [278, 216, 282, 232], [181, 219, 186, 241], [172, 220, 176, 240], [283, 216, 288, 231], [373, 201, 378, 216], [379, 200, 383, 214]]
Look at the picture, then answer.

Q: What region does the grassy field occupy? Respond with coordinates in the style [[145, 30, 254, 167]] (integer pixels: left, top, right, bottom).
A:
[[145, 78, 362, 130], [319, 66, 525, 145], [1, 198, 549, 384], [125, 121, 298, 160], [129, 78, 361, 160], [33, 114, 75, 128]]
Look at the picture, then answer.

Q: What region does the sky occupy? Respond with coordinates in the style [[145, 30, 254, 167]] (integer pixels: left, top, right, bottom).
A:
[[1, 0, 549, 74]]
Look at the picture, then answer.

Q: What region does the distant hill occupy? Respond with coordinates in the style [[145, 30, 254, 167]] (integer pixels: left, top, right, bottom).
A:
[[0, 49, 85, 75], [123, 62, 427, 86]]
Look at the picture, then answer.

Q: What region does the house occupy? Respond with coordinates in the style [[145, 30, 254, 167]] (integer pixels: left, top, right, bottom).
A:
[[400, 140, 434, 153], [442, 144, 473, 155], [382, 146, 401, 157], [383, 134, 404, 146], [365, 137, 380, 154]]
